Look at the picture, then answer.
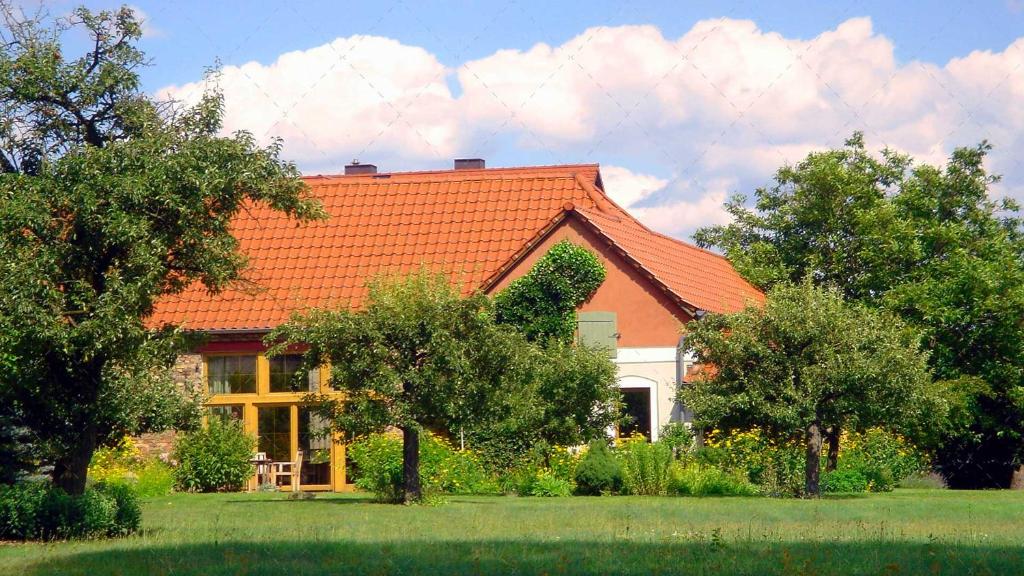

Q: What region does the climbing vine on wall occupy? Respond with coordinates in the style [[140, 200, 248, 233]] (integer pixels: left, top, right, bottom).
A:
[[494, 240, 606, 342]]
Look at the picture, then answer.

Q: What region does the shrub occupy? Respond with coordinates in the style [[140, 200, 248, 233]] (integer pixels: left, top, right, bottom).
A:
[[529, 469, 573, 497], [0, 481, 139, 540], [93, 481, 142, 536], [669, 462, 758, 496], [700, 429, 805, 497], [837, 429, 927, 492], [617, 436, 672, 496], [172, 419, 256, 492], [347, 432, 501, 502], [898, 471, 947, 489], [659, 423, 694, 458], [821, 469, 869, 493], [574, 440, 622, 495], [89, 437, 175, 497], [133, 459, 175, 497]]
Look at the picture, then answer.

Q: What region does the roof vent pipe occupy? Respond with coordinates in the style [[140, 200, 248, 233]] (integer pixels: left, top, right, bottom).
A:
[[344, 160, 377, 175], [454, 158, 485, 170]]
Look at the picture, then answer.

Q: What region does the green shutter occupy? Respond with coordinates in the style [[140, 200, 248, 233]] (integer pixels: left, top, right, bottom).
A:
[[577, 311, 618, 357]]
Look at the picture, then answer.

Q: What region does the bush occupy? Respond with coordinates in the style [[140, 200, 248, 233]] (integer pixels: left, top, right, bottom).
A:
[[347, 431, 501, 502], [0, 481, 139, 540], [89, 437, 175, 497], [700, 429, 805, 497], [172, 419, 255, 492], [821, 469, 869, 493], [659, 423, 693, 458], [669, 462, 758, 496], [837, 429, 927, 492], [529, 469, 573, 497], [617, 436, 672, 496], [133, 459, 175, 497], [574, 440, 622, 495], [93, 481, 142, 536]]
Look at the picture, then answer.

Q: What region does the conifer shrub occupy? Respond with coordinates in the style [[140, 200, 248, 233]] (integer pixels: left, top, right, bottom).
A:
[[574, 440, 622, 495]]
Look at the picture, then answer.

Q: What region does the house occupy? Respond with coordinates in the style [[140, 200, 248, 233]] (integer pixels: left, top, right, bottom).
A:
[[149, 159, 762, 491]]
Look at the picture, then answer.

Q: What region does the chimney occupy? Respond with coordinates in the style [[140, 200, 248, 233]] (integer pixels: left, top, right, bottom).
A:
[[344, 160, 377, 175], [453, 158, 485, 170]]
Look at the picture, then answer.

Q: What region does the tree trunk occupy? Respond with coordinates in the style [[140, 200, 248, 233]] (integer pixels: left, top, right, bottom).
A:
[[52, 423, 96, 495], [826, 426, 840, 472], [1011, 464, 1024, 490], [805, 420, 822, 497], [402, 426, 422, 503]]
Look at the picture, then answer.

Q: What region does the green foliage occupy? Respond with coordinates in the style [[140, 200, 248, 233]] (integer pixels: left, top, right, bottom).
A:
[[172, 419, 255, 493], [271, 270, 538, 502], [700, 429, 805, 497], [617, 437, 672, 496], [494, 240, 606, 343], [574, 440, 623, 495], [659, 423, 694, 458], [464, 341, 620, 473], [87, 436, 174, 497], [694, 134, 1024, 488], [682, 280, 941, 496], [839, 429, 928, 491], [92, 481, 142, 536], [0, 6, 321, 495], [669, 463, 758, 497], [528, 470, 573, 497], [347, 432, 500, 503], [0, 481, 139, 540], [821, 469, 869, 494]]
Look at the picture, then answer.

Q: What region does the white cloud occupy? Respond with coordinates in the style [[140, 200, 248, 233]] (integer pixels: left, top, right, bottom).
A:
[[157, 18, 1024, 239], [159, 36, 461, 171], [600, 165, 667, 208]]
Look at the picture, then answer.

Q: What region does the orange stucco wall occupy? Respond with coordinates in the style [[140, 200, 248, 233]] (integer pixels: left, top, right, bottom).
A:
[[486, 216, 692, 348]]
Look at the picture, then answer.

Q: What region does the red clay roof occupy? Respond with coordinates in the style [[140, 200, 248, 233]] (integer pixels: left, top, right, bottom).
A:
[[149, 164, 761, 331]]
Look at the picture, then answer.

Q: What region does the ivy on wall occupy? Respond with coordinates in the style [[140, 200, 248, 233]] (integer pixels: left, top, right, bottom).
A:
[[494, 240, 607, 342]]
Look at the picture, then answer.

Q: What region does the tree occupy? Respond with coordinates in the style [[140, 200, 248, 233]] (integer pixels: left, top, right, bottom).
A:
[[695, 135, 1024, 488], [474, 240, 619, 468], [681, 281, 943, 496], [270, 270, 537, 503], [0, 5, 323, 494]]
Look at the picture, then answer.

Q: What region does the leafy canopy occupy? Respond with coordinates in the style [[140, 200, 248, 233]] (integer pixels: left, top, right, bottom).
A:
[[682, 281, 943, 496], [694, 134, 1024, 488], [0, 5, 322, 493]]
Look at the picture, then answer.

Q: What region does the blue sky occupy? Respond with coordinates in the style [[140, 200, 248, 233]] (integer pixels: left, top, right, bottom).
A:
[[57, 1, 1024, 238]]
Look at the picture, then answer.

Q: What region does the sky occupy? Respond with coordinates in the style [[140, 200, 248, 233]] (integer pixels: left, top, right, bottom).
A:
[[38, 1, 1024, 240]]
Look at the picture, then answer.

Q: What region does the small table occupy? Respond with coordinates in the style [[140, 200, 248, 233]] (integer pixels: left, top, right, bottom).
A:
[[249, 457, 273, 490]]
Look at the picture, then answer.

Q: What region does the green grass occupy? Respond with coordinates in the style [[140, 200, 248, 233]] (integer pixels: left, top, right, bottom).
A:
[[2, 489, 1022, 575]]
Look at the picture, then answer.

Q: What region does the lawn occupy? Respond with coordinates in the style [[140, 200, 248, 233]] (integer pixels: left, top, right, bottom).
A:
[[1, 489, 1022, 575]]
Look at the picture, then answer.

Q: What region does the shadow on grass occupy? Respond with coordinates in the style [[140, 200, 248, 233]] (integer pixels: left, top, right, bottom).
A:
[[20, 538, 1024, 576]]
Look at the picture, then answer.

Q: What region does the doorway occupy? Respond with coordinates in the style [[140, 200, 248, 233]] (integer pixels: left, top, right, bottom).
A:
[[620, 387, 652, 440]]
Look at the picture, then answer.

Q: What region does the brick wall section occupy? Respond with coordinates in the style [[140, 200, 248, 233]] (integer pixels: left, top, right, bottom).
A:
[[134, 353, 203, 461]]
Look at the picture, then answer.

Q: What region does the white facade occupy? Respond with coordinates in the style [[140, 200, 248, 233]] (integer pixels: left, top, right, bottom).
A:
[[613, 346, 693, 441]]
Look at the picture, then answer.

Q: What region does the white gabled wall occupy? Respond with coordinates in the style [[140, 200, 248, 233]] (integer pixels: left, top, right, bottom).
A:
[[614, 347, 686, 442]]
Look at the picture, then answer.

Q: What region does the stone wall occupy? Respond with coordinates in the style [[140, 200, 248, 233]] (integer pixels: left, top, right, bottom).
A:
[[134, 353, 203, 461]]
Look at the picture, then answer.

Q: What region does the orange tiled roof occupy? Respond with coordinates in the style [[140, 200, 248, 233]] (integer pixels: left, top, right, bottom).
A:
[[149, 164, 761, 331]]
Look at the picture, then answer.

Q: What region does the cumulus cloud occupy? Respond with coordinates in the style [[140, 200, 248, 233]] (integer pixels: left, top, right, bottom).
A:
[[159, 36, 461, 172], [157, 18, 1024, 238]]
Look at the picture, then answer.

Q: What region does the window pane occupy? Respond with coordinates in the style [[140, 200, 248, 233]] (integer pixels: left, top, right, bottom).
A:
[[258, 406, 291, 463], [269, 354, 309, 393], [298, 408, 331, 485], [208, 405, 243, 424], [207, 355, 257, 394]]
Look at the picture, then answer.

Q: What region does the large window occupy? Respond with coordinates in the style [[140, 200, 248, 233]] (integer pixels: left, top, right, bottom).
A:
[[207, 355, 257, 394], [269, 354, 314, 393], [208, 405, 243, 423]]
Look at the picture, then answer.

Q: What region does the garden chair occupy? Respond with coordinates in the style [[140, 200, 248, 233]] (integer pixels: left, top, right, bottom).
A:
[[269, 450, 304, 492]]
